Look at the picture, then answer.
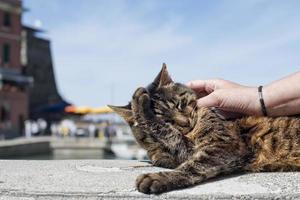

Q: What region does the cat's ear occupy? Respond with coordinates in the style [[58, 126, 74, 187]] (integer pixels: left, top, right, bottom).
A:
[[107, 103, 133, 123], [153, 63, 173, 87]]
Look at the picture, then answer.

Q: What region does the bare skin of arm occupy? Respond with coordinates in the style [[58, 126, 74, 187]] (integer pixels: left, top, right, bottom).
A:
[[187, 71, 300, 117]]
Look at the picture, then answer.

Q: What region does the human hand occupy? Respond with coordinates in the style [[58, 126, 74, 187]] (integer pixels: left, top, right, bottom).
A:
[[186, 79, 261, 118]]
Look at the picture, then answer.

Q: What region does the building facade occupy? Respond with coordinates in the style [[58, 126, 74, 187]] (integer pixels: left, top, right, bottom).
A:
[[0, 0, 31, 139], [23, 26, 70, 124]]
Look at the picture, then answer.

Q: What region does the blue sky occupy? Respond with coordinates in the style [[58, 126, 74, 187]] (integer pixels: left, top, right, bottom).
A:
[[23, 0, 300, 107]]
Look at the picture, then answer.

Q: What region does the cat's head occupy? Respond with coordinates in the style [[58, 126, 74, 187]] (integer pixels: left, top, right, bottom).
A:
[[108, 64, 198, 134]]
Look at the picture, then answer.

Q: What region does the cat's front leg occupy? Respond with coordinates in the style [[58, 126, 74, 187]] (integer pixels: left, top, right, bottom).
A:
[[147, 150, 179, 169], [131, 125, 179, 169], [130, 87, 181, 168], [136, 146, 242, 194], [131, 87, 194, 163], [136, 164, 227, 194]]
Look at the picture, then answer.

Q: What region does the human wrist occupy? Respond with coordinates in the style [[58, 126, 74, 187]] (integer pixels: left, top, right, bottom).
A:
[[248, 87, 263, 116]]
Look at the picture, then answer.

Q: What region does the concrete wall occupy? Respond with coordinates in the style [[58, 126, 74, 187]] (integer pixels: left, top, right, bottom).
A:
[[0, 137, 108, 158], [0, 137, 51, 157]]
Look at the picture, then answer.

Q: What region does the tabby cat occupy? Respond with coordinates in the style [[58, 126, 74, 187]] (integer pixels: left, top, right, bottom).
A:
[[108, 64, 300, 194]]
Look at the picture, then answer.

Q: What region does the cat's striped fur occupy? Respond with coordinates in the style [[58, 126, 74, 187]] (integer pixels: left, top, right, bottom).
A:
[[108, 64, 300, 194]]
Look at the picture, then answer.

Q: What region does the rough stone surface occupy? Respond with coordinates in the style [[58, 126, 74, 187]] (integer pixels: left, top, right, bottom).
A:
[[0, 160, 299, 199]]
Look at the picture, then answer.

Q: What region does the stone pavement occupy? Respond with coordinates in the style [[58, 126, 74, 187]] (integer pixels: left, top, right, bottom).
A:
[[0, 160, 299, 199]]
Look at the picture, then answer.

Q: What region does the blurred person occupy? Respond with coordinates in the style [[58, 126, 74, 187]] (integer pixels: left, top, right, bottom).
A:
[[37, 118, 47, 135], [24, 120, 32, 138], [104, 121, 110, 140], [187, 71, 300, 118], [50, 123, 59, 136], [104, 121, 117, 142], [88, 124, 96, 138]]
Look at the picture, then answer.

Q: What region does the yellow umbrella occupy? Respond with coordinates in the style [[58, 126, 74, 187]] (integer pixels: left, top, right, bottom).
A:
[[91, 106, 114, 114], [65, 106, 113, 114]]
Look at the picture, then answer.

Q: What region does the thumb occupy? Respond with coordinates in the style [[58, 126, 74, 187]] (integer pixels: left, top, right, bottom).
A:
[[197, 93, 220, 108]]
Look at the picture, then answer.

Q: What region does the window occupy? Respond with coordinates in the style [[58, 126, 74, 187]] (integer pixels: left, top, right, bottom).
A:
[[0, 104, 10, 123], [2, 44, 10, 64], [3, 12, 11, 27]]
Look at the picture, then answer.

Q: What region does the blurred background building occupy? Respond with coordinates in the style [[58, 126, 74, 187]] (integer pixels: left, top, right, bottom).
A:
[[22, 26, 70, 124], [0, 0, 69, 139], [0, 0, 31, 139]]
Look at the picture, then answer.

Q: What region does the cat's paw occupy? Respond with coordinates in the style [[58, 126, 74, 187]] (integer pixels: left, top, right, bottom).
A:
[[136, 173, 168, 194], [133, 88, 150, 106], [133, 87, 149, 108], [132, 87, 154, 119], [133, 87, 148, 101]]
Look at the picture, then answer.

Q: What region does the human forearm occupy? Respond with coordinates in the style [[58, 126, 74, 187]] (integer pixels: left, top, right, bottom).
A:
[[187, 72, 300, 118], [264, 71, 300, 117]]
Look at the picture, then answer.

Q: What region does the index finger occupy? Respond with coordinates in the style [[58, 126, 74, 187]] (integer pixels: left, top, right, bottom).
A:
[[186, 80, 215, 94]]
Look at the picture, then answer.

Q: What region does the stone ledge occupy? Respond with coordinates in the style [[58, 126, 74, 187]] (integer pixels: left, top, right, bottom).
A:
[[0, 137, 51, 158], [0, 160, 299, 199]]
